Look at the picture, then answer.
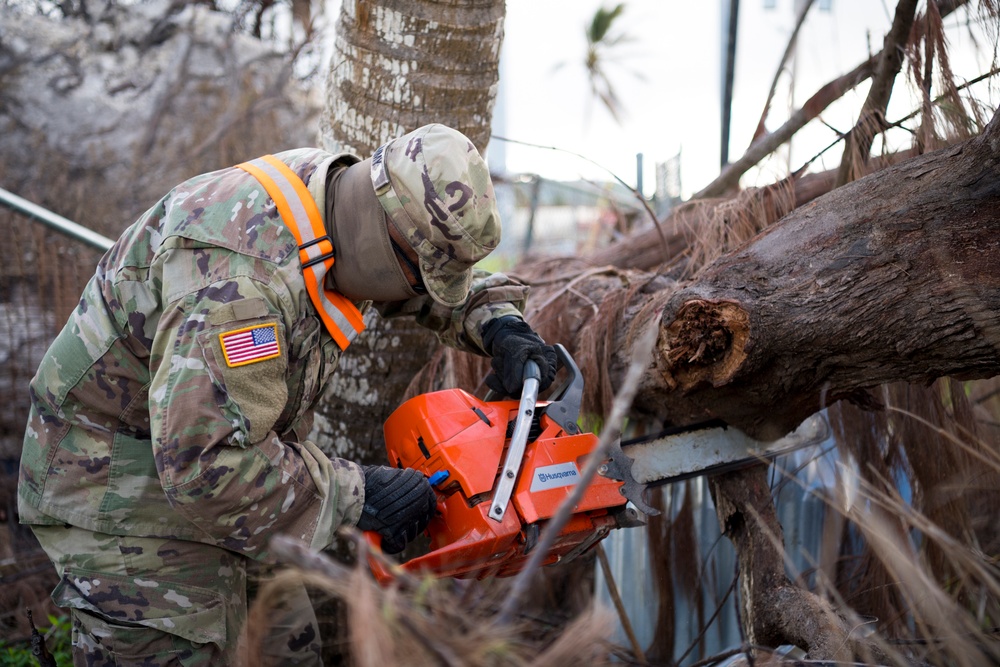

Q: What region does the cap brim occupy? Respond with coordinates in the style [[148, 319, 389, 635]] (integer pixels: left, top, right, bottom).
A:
[[419, 256, 473, 309]]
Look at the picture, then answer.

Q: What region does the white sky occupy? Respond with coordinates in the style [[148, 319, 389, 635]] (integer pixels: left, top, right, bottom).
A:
[[496, 1, 722, 195], [311, 2, 1000, 199], [496, 0, 1000, 198]]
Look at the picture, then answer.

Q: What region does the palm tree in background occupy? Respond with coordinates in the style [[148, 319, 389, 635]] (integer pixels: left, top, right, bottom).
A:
[[555, 2, 643, 127], [586, 3, 630, 123]]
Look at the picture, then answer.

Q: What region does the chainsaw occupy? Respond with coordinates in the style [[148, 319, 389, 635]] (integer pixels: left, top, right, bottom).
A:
[[365, 345, 828, 583]]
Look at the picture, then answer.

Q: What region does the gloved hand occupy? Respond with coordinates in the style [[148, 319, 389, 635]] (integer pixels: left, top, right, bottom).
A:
[[357, 465, 437, 554], [482, 316, 558, 398]]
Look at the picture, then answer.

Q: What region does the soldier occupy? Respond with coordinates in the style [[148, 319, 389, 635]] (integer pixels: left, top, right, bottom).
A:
[[18, 124, 557, 665]]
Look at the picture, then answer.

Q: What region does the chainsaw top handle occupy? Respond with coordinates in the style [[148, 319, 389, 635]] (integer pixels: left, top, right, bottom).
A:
[[488, 358, 541, 522]]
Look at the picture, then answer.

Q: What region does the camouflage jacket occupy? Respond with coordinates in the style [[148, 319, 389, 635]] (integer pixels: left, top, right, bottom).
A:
[[18, 148, 527, 559]]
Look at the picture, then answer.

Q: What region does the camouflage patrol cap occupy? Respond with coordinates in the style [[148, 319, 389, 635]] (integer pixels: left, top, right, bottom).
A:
[[370, 124, 501, 308]]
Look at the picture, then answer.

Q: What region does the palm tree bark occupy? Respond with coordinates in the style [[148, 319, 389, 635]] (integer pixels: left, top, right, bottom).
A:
[[320, 0, 504, 156]]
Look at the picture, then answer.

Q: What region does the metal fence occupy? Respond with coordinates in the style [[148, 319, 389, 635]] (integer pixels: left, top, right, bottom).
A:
[[0, 188, 111, 461]]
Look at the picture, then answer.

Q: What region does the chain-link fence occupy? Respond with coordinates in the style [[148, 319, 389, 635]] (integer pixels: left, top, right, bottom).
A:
[[0, 195, 109, 639], [1, 198, 108, 462]]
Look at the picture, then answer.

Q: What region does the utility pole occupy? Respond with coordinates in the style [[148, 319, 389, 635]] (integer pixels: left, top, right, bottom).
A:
[[720, 0, 740, 168]]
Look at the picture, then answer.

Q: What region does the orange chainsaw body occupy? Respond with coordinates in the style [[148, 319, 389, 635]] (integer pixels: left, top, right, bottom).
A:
[[372, 386, 628, 581]]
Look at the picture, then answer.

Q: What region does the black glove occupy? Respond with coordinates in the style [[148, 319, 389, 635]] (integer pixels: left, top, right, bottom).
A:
[[482, 316, 558, 398], [357, 465, 437, 555]]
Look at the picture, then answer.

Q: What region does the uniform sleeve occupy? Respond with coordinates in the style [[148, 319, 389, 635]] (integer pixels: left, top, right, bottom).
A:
[[375, 269, 529, 355], [148, 275, 364, 558]]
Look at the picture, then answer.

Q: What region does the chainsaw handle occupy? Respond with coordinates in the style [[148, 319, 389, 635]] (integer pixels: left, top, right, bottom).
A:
[[521, 359, 541, 404], [484, 358, 541, 401], [488, 361, 541, 522], [541, 345, 583, 434], [482, 346, 583, 435], [522, 359, 541, 383]]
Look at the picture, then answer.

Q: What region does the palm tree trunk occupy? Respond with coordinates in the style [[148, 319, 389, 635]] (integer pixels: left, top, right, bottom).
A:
[[320, 0, 505, 155], [315, 0, 505, 467]]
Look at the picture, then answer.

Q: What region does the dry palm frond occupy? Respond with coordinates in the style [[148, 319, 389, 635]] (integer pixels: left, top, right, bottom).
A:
[[681, 178, 797, 279], [244, 536, 616, 667], [841, 473, 1000, 667], [904, 0, 992, 154], [816, 377, 1000, 664]]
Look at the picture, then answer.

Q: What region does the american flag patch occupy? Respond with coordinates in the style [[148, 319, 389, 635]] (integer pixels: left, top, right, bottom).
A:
[[219, 324, 281, 367]]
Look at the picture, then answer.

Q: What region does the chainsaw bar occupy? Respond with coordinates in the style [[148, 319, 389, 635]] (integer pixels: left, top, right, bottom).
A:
[[600, 414, 831, 516]]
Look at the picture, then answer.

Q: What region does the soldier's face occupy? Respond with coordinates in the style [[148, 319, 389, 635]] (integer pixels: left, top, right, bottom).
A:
[[386, 219, 426, 295]]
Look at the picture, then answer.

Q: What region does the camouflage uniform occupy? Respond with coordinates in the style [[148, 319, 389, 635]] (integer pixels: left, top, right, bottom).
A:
[[19, 142, 528, 665]]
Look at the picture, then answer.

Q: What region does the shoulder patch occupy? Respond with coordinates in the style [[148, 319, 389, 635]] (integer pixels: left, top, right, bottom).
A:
[[219, 323, 281, 367]]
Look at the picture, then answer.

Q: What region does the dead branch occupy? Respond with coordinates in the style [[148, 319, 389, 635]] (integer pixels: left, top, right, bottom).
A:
[[836, 0, 921, 186], [695, 57, 875, 199], [696, 0, 970, 200]]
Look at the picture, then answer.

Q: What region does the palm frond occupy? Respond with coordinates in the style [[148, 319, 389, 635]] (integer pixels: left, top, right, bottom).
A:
[[586, 3, 626, 45]]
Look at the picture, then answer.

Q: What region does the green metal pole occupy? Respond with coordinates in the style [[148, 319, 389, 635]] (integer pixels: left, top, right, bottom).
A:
[[0, 186, 113, 252]]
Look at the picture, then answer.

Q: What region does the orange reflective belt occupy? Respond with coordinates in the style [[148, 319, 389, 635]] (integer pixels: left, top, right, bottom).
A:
[[238, 155, 365, 350]]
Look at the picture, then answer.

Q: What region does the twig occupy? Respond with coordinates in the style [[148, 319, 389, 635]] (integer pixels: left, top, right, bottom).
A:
[[496, 322, 659, 623], [270, 530, 420, 591], [270, 534, 354, 581], [530, 265, 627, 313], [524, 265, 623, 288], [750, 0, 817, 145], [673, 574, 739, 666], [888, 65, 1000, 128], [567, 287, 600, 315]]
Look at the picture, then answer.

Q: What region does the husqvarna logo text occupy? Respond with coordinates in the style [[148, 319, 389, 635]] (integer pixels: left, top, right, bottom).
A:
[[530, 463, 580, 492]]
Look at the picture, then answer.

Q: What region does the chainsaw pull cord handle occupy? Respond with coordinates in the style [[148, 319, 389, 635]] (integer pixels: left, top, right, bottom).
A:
[[488, 360, 541, 523], [363, 469, 450, 582], [363, 531, 402, 585]]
